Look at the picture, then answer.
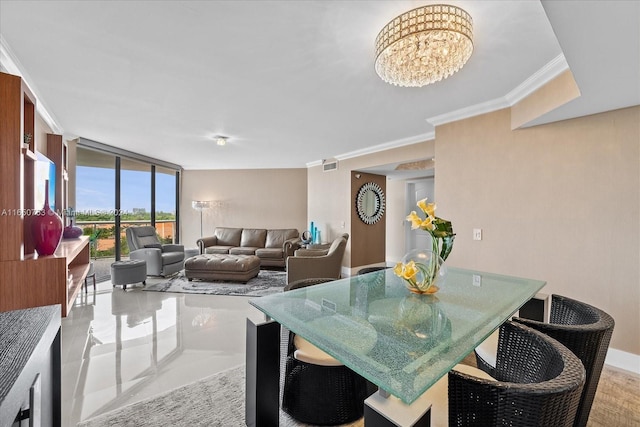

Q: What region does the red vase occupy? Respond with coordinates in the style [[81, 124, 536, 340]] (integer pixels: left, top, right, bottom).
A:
[[31, 180, 63, 256]]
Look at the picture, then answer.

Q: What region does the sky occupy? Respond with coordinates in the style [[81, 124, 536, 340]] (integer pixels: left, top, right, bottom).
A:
[[76, 166, 175, 213]]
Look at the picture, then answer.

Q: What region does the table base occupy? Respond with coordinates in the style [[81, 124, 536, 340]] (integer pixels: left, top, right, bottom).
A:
[[245, 318, 435, 427]]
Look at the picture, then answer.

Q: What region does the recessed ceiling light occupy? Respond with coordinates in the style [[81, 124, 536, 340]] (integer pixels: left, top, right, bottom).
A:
[[213, 135, 228, 146]]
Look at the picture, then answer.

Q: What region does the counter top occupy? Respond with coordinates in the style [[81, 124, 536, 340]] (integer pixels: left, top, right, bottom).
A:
[[0, 305, 61, 427]]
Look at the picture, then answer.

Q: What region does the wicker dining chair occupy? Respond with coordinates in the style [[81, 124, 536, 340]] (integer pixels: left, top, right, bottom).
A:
[[357, 266, 389, 275], [505, 295, 615, 427], [281, 278, 371, 425], [447, 321, 586, 427]]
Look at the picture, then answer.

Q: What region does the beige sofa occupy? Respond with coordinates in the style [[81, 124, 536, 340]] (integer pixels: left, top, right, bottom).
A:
[[196, 227, 300, 268]]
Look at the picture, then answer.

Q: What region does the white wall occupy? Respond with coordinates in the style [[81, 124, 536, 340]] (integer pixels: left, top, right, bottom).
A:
[[307, 140, 436, 269]]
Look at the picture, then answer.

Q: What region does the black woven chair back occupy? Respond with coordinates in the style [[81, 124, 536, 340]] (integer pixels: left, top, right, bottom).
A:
[[357, 266, 389, 275], [284, 277, 335, 292], [513, 294, 615, 427], [449, 321, 585, 427]]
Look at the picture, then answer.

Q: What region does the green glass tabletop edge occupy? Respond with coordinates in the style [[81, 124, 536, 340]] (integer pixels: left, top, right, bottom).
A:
[[249, 267, 546, 404]]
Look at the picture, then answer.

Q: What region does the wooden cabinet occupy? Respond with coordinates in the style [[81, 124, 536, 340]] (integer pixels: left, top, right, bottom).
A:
[[0, 71, 34, 261], [0, 72, 88, 317]]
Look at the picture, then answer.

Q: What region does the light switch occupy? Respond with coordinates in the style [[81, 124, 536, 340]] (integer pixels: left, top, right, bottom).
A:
[[473, 228, 482, 241], [473, 274, 482, 287]]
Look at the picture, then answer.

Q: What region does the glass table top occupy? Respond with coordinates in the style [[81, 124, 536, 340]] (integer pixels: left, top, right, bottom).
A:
[[250, 267, 545, 404]]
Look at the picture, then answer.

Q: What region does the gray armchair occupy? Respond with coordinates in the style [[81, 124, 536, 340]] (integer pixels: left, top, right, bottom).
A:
[[286, 234, 348, 284], [126, 226, 185, 276]]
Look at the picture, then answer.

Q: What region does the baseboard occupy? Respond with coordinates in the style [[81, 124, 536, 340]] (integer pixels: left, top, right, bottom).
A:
[[605, 348, 640, 375], [341, 266, 353, 277]]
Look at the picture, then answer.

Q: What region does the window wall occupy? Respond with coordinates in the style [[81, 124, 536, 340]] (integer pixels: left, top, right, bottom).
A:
[[155, 166, 178, 244], [119, 158, 152, 256], [75, 148, 118, 258], [75, 141, 181, 260]]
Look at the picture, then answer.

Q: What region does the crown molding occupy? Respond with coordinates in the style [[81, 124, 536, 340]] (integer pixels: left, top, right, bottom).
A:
[[310, 55, 568, 168], [427, 97, 511, 127], [0, 36, 64, 134], [427, 54, 569, 127], [306, 131, 435, 168], [504, 54, 569, 105]]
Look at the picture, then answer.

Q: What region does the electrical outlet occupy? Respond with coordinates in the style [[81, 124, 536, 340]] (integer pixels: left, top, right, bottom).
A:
[[473, 228, 482, 241], [473, 274, 482, 287]]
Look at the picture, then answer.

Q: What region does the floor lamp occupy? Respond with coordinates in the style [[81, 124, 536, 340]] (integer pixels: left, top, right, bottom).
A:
[[192, 200, 213, 237]]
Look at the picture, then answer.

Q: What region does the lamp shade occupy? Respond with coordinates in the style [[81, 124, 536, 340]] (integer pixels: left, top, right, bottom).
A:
[[192, 200, 213, 211]]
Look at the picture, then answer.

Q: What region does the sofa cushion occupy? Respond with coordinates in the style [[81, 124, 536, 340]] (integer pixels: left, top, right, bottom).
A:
[[241, 229, 267, 248], [230, 247, 259, 255], [205, 246, 233, 254], [255, 248, 283, 259], [265, 229, 298, 248], [214, 227, 242, 246]]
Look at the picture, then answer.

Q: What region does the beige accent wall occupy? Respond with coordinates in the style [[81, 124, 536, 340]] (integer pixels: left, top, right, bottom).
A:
[[181, 169, 308, 248], [436, 106, 640, 354], [307, 140, 435, 269], [511, 69, 580, 129]]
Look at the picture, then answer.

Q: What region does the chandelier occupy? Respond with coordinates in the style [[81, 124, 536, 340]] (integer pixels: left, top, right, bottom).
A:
[[375, 4, 474, 87]]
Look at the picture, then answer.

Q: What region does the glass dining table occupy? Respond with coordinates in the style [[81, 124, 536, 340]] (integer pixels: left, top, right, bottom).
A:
[[245, 267, 546, 426]]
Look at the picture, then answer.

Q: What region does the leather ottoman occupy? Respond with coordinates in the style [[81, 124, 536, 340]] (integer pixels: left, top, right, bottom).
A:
[[111, 259, 147, 290], [184, 254, 260, 282]]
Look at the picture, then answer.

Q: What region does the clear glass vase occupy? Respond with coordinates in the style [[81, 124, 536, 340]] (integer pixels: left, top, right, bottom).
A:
[[397, 249, 447, 294]]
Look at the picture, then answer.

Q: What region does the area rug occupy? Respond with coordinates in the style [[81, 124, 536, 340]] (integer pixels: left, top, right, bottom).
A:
[[77, 366, 246, 427], [142, 269, 286, 297], [76, 365, 363, 427]]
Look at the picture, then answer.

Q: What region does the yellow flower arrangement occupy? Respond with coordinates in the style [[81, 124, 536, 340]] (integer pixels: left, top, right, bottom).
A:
[[394, 260, 419, 282], [394, 253, 441, 294], [394, 258, 440, 294], [394, 198, 455, 294], [406, 198, 455, 262]]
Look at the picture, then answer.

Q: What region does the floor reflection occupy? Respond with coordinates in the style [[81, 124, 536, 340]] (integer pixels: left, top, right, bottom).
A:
[[61, 279, 264, 426]]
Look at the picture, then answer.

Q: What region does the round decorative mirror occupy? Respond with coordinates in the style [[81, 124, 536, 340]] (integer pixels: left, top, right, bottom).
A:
[[356, 182, 385, 224]]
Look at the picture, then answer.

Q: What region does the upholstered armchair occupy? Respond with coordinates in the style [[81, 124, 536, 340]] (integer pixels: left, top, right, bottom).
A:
[[286, 234, 348, 284], [126, 226, 185, 276]]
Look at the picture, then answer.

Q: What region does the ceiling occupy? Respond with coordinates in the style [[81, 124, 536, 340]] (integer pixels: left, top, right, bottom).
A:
[[1, 1, 638, 170]]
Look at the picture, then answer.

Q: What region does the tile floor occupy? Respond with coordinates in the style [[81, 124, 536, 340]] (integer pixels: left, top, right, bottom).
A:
[[61, 279, 265, 426]]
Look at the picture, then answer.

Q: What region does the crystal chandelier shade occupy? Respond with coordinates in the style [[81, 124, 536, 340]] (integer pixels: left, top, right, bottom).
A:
[[375, 4, 474, 87]]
